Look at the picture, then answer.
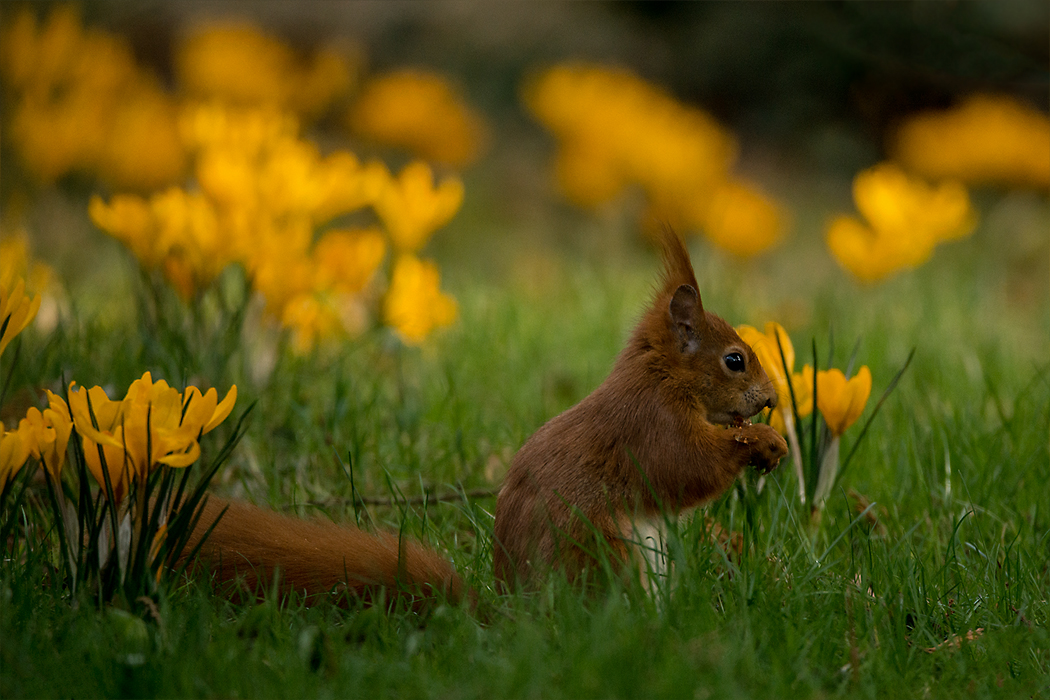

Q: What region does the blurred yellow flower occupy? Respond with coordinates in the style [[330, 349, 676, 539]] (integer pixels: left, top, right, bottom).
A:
[[552, 141, 628, 209], [269, 229, 386, 354], [815, 366, 872, 437], [384, 256, 458, 345], [311, 229, 387, 295], [1, 231, 56, 302], [893, 94, 1050, 190], [280, 294, 347, 356], [374, 162, 464, 253], [348, 69, 488, 167], [179, 101, 299, 155], [68, 373, 236, 501], [1, 277, 41, 358], [827, 163, 977, 283], [703, 180, 788, 258], [310, 153, 391, 225], [180, 102, 388, 227], [1, 5, 185, 189], [175, 22, 356, 119], [248, 239, 315, 318], [525, 64, 737, 212], [93, 98, 459, 348], [89, 189, 227, 300], [98, 85, 187, 190], [524, 63, 788, 256]]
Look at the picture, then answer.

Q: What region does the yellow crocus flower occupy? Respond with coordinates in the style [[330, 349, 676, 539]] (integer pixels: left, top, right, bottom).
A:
[[175, 22, 354, 120], [1, 277, 41, 357], [893, 94, 1050, 190], [1, 6, 186, 189], [18, 393, 73, 480], [524, 62, 774, 253], [703, 180, 787, 258], [311, 229, 387, 295], [69, 383, 135, 501], [280, 294, 344, 355], [90, 189, 228, 300], [68, 373, 237, 500], [853, 163, 974, 245], [1, 232, 55, 300], [348, 69, 488, 167], [122, 373, 237, 466], [815, 366, 872, 437], [312, 152, 390, 225], [384, 255, 458, 345], [0, 429, 31, 491], [826, 163, 976, 283], [374, 162, 464, 253], [737, 322, 811, 499], [793, 365, 815, 418]]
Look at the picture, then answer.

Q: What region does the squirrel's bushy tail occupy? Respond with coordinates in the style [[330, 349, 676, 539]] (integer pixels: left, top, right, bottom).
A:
[[182, 497, 464, 608]]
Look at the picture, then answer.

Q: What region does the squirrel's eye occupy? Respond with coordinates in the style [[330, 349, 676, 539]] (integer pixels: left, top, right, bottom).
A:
[[724, 352, 745, 372]]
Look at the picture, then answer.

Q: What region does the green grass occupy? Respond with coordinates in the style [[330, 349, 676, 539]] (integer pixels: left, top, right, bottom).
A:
[[2, 197, 1048, 699]]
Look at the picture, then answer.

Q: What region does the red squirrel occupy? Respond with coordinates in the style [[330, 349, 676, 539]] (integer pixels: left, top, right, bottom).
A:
[[182, 229, 787, 603]]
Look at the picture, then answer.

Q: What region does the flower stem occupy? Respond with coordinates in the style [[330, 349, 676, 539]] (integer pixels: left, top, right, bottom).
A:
[[782, 411, 805, 504], [813, 435, 840, 507]]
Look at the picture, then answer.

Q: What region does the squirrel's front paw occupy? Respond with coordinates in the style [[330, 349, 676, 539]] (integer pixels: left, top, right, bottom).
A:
[[737, 424, 788, 474]]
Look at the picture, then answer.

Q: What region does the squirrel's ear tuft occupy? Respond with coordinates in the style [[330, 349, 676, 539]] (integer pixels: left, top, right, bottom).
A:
[[653, 226, 701, 299], [669, 284, 701, 354]]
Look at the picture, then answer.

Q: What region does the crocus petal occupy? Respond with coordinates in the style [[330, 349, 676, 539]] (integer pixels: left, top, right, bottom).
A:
[[82, 431, 129, 503], [125, 372, 153, 404], [120, 398, 152, 477], [42, 406, 72, 479], [149, 382, 184, 426], [19, 408, 45, 459], [816, 369, 848, 435], [0, 278, 42, 358], [151, 424, 198, 463], [793, 367, 814, 417], [736, 322, 793, 407], [181, 386, 217, 438], [764, 321, 794, 376], [1, 430, 31, 489], [203, 385, 237, 433], [42, 395, 73, 479], [68, 385, 123, 449], [157, 441, 200, 468], [735, 325, 764, 353], [88, 385, 124, 430], [842, 366, 872, 432], [816, 366, 872, 436]]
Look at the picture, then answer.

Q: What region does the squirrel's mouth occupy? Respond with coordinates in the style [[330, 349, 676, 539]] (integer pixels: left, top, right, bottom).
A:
[[710, 412, 752, 428]]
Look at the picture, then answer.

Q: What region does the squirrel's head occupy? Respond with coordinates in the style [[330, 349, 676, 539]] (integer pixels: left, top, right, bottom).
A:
[[635, 228, 777, 426], [665, 283, 777, 425]]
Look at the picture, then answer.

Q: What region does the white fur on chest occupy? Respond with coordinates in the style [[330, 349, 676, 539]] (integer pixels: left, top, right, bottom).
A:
[[629, 507, 698, 593]]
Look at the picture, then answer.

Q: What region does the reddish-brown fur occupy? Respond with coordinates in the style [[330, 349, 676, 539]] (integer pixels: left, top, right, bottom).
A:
[[183, 229, 786, 603], [491, 229, 787, 589], [182, 497, 463, 607]]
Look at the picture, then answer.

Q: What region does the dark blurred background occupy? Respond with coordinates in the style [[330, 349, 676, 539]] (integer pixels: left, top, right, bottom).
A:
[[99, 0, 1048, 177]]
